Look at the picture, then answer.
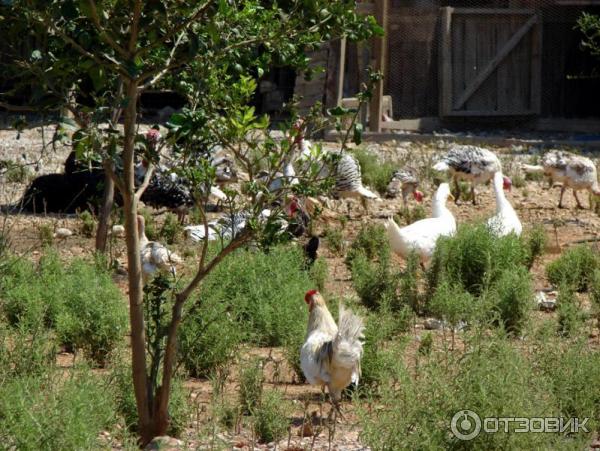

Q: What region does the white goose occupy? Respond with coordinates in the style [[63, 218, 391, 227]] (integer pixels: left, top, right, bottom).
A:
[[137, 215, 183, 282], [486, 172, 522, 236], [383, 183, 456, 265]]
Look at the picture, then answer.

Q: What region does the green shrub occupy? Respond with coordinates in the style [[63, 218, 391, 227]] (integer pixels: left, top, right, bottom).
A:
[[196, 245, 312, 346], [283, 327, 306, 384], [352, 148, 395, 194], [78, 211, 96, 238], [55, 259, 128, 365], [324, 227, 345, 256], [2, 160, 31, 183], [0, 322, 57, 380], [524, 224, 547, 269], [535, 339, 600, 426], [418, 332, 433, 355], [179, 298, 242, 378], [110, 358, 189, 436], [160, 212, 182, 245], [397, 204, 427, 226], [429, 281, 475, 330], [345, 223, 388, 268], [591, 269, 600, 320], [398, 252, 421, 312], [252, 390, 292, 443], [1, 253, 127, 365], [2, 252, 65, 329], [351, 251, 399, 311], [38, 223, 54, 247], [0, 368, 117, 451], [427, 223, 528, 297], [492, 267, 533, 335], [359, 312, 407, 389], [359, 337, 566, 450], [309, 256, 328, 292], [546, 245, 600, 291], [556, 285, 584, 337], [239, 358, 264, 415]]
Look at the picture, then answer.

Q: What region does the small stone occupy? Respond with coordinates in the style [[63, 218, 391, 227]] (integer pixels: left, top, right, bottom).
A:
[[144, 436, 184, 450], [54, 227, 73, 238], [424, 318, 443, 330], [111, 224, 125, 237], [536, 291, 557, 312]]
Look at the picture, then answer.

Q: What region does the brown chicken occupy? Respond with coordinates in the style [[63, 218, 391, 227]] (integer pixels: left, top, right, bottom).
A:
[[300, 290, 365, 412]]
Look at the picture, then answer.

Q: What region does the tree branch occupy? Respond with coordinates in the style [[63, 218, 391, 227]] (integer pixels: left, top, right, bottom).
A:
[[87, 0, 129, 59], [138, 32, 187, 91], [104, 160, 125, 194], [34, 12, 130, 78], [128, 0, 143, 54], [134, 163, 155, 202], [136, 0, 214, 58], [0, 101, 42, 112]]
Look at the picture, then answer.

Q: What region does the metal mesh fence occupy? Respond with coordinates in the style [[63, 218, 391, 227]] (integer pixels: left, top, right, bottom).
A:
[[346, 0, 600, 121]]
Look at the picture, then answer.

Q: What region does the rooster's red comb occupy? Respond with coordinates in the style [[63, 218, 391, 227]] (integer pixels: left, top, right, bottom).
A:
[[304, 289, 318, 304]]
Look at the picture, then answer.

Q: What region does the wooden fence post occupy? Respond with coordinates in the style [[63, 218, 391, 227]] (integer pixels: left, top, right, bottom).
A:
[[369, 0, 389, 133]]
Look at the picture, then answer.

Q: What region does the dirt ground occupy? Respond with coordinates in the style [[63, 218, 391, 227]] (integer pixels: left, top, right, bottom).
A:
[[1, 126, 600, 450]]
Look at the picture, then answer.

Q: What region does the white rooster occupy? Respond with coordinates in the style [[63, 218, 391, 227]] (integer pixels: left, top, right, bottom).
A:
[[383, 183, 456, 265], [433, 144, 502, 205], [486, 172, 522, 236], [300, 290, 364, 413], [137, 215, 183, 282], [521, 150, 600, 209]]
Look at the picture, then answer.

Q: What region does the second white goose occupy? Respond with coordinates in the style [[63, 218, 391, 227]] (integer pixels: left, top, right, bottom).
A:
[[486, 172, 522, 237], [383, 183, 456, 265]]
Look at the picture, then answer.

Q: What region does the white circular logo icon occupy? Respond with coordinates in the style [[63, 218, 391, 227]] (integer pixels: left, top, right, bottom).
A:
[[451, 410, 481, 440]]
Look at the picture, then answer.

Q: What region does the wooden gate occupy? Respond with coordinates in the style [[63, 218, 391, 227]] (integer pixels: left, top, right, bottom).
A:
[[439, 8, 542, 117]]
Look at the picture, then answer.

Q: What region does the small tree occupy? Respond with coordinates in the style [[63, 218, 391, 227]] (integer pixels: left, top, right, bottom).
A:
[[1, 0, 381, 444], [577, 12, 600, 59]]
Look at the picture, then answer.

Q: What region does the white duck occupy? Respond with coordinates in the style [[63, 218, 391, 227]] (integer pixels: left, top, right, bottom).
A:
[[521, 150, 600, 209], [383, 183, 456, 265], [137, 215, 183, 282], [486, 172, 522, 236], [433, 144, 502, 205]]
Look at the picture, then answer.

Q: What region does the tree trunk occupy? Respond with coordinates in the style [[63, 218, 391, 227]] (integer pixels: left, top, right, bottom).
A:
[[95, 169, 114, 252], [121, 80, 153, 445]]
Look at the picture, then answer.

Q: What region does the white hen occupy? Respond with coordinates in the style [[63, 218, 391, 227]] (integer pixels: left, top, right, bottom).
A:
[[137, 215, 183, 282], [486, 172, 522, 236], [521, 150, 600, 209], [384, 183, 456, 265]]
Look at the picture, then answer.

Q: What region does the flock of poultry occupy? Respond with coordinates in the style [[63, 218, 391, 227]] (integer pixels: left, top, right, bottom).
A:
[[129, 128, 599, 415], [17, 123, 600, 415]]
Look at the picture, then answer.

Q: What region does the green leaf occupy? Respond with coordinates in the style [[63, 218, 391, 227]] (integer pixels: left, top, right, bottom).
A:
[[328, 106, 350, 116], [353, 123, 363, 145]]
